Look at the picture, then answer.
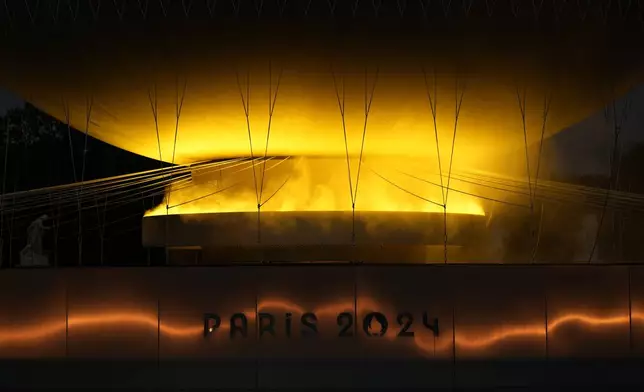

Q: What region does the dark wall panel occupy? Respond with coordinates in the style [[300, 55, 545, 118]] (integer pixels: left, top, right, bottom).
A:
[[546, 266, 630, 358], [628, 266, 644, 356], [157, 267, 257, 389], [64, 268, 161, 388], [0, 270, 66, 388], [451, 266, 546, 389], [545, 266, 635, 387], [65, 268, 160, 360], [356, 266, 453, 389], [0, 269, 66, 359]]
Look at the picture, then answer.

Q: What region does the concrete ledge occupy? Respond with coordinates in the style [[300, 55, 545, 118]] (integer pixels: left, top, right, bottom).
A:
[[142, 211, 487, 247]]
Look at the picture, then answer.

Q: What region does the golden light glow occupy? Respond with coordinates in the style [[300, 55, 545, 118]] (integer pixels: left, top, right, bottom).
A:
[[145, 157, 485, 216], [0, 297, 637, 357], [7, 69, 576, 169], [9, 65, 590, 213]]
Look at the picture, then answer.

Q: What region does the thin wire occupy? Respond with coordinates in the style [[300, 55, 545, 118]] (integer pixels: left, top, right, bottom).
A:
[[348, 66, 379, 244], [394, 165, 644, 214], [168, 157, 287, 209], [0, 115, 9, 267], [516, 82, 535, 265], [164, 75, 188, 264], [236, 70, 260, 206], [353, 66, 379, 206], [56, 177, 203, 232], [3, 164, 187, 213], [3, 170, 190, 213], [1, 159, 240, 208], [148, 82, 166, 236], [256, 63, 284, 247], [0, 157, 217, 199], [462, 174, 608, 205], [531, 203, 545, 262], [516, 84, 534, 211], [148, 84, 164, 164], [95, 192, 108, 265], [467, 166, 613, 195], [169, 158, 280, 210], [2, 160, 252, 217], [167, 182, 241, 209], [4, 163, 240, 229], [168, 76, 188, 207], [448, 169, 644, 220], [61, 97, 83, 265], [444, 77, 466, 205], [330, 65, 354, 205], [450, 167, 644, 213], [421, 64, 445, 206], [462, 169, 644, 203], [421, 63, 448, 265], [260, 157, 301, 208], [395, 168, 529, 209], [258, 61, 283, 205], [530, 90, 553, 263], [589, 97, 628, 263], [368, 167, 443, 208], [532, 91, 553, 203], [462, 170, 580, 196], [458, 170, 644, 213], [6, 170, 185, 209], [77, 95, 94, 266], [443, 75, 466, 264], [62, 99, 78, 183], [448, 173, 531, 197], [50, 159, 266, 225], [54, 177, 195, 227], [456, 169, 622, 208]]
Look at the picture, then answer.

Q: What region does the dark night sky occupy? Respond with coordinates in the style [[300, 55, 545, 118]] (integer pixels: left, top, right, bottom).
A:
[[0, 88, 22, 115]]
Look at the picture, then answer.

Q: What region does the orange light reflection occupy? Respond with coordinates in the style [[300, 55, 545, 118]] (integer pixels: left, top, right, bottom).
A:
[[0, 298, 639, 357]]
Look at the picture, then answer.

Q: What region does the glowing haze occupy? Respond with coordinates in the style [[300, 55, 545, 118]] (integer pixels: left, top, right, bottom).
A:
[[145, 157, 485, 216]]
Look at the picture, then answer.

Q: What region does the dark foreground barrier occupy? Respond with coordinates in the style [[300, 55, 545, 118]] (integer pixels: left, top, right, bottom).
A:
[[1, 264, 644, 389]]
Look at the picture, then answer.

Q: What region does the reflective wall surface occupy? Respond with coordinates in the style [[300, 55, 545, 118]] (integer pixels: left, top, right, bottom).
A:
[[1, 265, 643, 389]]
